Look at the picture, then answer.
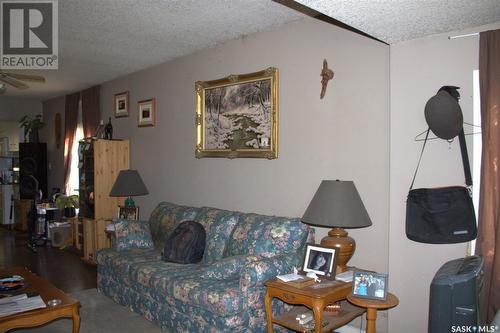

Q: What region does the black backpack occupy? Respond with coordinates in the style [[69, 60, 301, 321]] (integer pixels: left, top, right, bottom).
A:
[[162, 221, 206, 264]]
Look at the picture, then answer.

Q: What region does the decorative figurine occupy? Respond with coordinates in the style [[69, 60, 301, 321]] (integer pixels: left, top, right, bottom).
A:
[[320, 59, 334, 99], [104, 117, 113, 140]]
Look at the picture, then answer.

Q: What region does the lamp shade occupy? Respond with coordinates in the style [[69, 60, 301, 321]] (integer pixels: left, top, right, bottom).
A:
[[301, 180, 372, 229], [109, 169, 149, 197]]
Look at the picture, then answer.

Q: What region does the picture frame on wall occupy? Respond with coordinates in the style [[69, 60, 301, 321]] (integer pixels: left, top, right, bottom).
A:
[[352, 270, 388, 301], [117, 205, 139, 220], [302, 243, 338, 279], [114, 91, 129, 118], [195, 67, 278, 159], [137, 98, 156, 127]]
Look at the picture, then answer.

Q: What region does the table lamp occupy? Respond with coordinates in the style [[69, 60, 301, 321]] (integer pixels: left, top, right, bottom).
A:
[[301, 180, 372, 272], [109, 169, 149, 207]]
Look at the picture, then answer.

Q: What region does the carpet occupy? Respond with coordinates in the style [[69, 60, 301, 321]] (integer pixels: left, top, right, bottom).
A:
[[12, 289, 166, 333]]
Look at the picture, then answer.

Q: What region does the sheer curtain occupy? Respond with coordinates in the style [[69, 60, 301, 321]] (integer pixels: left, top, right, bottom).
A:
[[66, 100, 84, 195], [476, 28, 500, 323], [63, 92, 80, 190]]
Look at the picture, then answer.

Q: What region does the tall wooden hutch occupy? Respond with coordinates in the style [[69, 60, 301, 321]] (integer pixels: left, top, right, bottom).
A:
[[78, 139, 129, 263]]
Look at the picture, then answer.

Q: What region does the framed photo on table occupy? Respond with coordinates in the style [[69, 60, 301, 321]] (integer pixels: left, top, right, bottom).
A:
[[114, 91, 129, 118], [302, 244, 338, 279], [352, 270, 388, 301], [117, 206, 139, 220]]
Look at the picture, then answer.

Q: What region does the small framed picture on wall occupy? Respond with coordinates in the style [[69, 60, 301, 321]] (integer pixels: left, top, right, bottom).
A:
[[114, 91, 129, 118], [137, 98, 156, 127]]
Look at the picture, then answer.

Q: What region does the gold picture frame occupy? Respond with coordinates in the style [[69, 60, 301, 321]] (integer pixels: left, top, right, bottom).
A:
[[114, 91, 129, 118], [137, 98, 156, 127], [195, 67, 278, 159]]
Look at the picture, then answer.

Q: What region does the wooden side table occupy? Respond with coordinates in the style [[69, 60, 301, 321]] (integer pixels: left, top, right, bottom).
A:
[[265, 279, 365, 333], [346, 293, 399, 333]]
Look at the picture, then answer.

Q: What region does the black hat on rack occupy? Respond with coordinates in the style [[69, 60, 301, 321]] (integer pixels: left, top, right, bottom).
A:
[[424, 86, 463, 140]]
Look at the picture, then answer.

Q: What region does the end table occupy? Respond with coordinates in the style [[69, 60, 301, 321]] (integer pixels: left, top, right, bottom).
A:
[[346, 292, 399, 333], [264, 279, 365, 333]]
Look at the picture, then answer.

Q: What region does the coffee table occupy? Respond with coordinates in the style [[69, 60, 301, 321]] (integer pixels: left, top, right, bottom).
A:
[[0, 267, 80, 333]]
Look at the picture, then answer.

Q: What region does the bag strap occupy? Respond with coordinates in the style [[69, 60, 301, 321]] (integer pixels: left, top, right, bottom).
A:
[[410, 128, 430, 189], [458, 129, 473, 187], [410, 127, 473, 189]]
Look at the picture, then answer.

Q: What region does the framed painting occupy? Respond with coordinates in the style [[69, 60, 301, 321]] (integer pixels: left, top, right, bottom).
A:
[[137, 98, 156, 127], [114, 91, 129, 118], [195, 67, 278, 159]]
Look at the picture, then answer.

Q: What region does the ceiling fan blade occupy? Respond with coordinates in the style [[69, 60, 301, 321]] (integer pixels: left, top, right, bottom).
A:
[[0, 76, 29, 90], [3, 72, 45, 82]]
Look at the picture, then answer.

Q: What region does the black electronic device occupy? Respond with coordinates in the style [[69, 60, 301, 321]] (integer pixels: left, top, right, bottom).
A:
[[19, 143, 47, 199], [428, 256, 484, 333]]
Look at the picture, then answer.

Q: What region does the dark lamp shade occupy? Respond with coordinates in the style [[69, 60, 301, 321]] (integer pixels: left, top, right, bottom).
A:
[[109, 169, 149, 197], [301, 180, 372, 229]]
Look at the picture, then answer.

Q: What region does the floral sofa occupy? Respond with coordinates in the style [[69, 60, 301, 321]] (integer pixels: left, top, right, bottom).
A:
[[96, 202, 314, 333]]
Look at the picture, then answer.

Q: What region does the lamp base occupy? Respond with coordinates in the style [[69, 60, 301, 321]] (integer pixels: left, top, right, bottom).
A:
[[125, 197, 135, 207], [320, 227, 356, 273]]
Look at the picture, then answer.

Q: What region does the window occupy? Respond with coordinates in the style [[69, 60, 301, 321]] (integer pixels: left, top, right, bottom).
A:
[[65, 100, 84, 195], [470, 69, 482, 254]]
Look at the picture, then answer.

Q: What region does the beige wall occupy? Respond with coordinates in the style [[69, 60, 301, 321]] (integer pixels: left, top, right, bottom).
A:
[[389, 22, 500, 333], [0, 97, 42, 121], [0, 97, 42, 150], [101, 15, 390, 288]]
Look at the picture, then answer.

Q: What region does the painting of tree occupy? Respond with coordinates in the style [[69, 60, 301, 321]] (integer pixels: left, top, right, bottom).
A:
[[196, 67, 278, 159]]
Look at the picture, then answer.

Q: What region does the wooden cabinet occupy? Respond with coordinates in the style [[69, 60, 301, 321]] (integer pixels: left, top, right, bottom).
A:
[[79, 139, 129, 263], [14, 199, 31, 232], [82, 218, 113, 263]]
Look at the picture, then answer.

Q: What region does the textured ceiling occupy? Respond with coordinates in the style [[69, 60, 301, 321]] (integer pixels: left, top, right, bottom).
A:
[[1, 0, 304, 100], [295, 0, 500, 44], [1, 0, 499, 101]]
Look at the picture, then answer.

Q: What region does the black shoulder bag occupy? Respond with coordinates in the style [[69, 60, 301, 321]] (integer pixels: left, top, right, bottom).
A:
[[405, 129, 477, 244]]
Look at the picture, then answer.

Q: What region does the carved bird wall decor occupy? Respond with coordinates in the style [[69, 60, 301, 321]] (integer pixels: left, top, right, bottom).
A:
[[320, 59, 334, 99]]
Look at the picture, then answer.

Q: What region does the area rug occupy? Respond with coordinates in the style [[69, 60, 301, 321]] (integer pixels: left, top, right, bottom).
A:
[[13, 289, 166, 333]]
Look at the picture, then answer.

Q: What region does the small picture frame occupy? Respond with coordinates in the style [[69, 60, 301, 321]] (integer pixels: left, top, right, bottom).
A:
[[137, 98, 156, 127], [352, 270, 388, 301], [117, 206, 139, 220], [114, 91, 129, 118], [302, 244, 338, 278]]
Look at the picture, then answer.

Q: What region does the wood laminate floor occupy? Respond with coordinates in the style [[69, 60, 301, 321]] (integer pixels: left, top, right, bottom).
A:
[[0, 227, 96, 293]]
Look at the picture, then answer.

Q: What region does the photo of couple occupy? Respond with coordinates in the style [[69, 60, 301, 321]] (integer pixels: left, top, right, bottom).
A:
[[353, 271, 388, 300]]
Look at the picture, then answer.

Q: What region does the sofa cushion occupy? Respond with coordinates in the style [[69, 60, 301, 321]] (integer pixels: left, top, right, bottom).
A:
[[226, 213, 309, 257], [200, 255, 262, 280], [129, 261, 245, 316], [196, 207, 241, 264], [148, 202, 199, 248], [114, 219, 154, 251], [96, 248, 162, 285]]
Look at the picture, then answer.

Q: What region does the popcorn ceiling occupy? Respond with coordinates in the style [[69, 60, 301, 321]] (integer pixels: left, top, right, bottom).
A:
[[296, 0, 500, 44]]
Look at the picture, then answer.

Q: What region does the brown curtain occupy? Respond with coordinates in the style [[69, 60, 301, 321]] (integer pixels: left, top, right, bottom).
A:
[[63, 92, 80, 189], [476, 29, 500, 323], [81, 85, 101, 138]]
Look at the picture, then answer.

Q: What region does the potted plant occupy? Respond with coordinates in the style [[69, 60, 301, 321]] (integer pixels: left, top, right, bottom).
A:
[[19, 114, 45, 142], [55, 194, 79, 218]]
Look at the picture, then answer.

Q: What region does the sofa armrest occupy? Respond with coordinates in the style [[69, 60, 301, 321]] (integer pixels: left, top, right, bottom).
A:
[[239, 252, 302, 293]]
